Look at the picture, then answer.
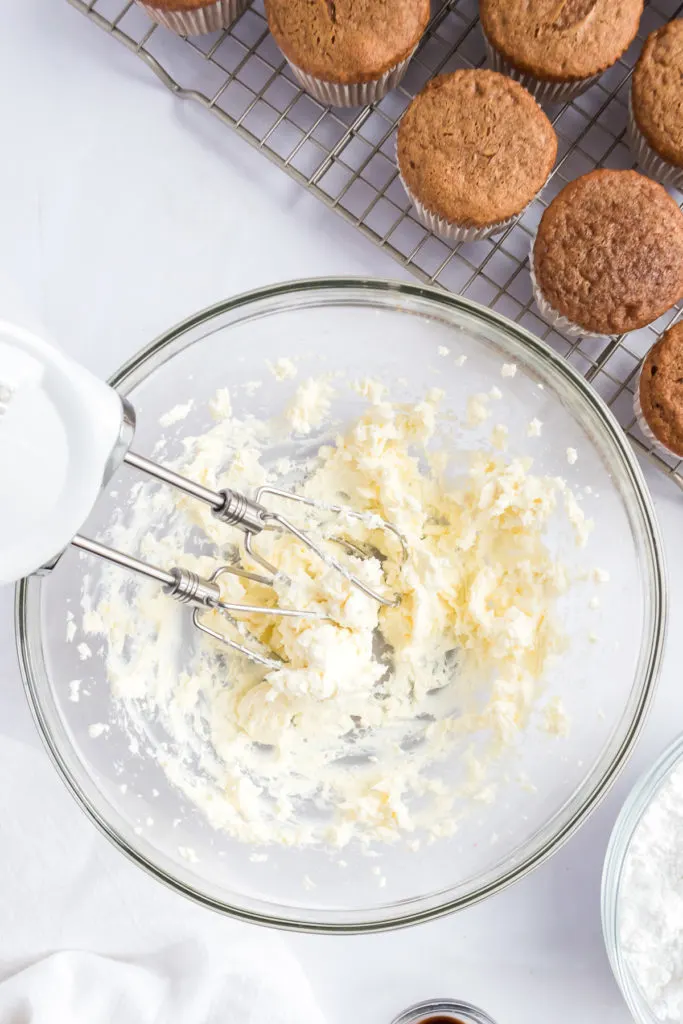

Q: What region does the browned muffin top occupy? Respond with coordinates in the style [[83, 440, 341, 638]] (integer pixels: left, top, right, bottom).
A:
[[632, 20, 683, 169], [397, 71, 557, 228], [480, 0, 643, 82], [264, 0, 430, 83], [640, 323, 683, 457], [533, 170, 683, 336]]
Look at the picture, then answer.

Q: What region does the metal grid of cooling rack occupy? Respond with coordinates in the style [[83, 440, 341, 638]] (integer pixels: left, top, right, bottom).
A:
[[68, 0, 683, 487]]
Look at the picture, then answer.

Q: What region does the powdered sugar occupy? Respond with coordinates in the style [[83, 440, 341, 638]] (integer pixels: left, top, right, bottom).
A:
[[620, 762, 683, 1021]]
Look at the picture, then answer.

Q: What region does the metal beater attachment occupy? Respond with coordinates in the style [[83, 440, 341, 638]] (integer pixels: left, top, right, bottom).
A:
[[71, 450, 407, 667], [243, 486, 409, 608], [121, 452, 408, 608], [71, 535, 315, 669]]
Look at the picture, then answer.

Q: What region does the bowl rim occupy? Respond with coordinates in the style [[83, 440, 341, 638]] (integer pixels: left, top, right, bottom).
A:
[[15, 276, 668, 933], [601, 731, 683, 1023]]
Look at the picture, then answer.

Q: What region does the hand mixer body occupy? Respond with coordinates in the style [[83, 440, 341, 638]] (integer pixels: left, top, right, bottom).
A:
[[0, 320, 133, 583]]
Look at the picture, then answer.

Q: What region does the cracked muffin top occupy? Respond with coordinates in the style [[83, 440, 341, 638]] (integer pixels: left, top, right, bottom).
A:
[[397, 70, 557, 228], [264, 0, 430, 83], [480, 0, 643, 82]]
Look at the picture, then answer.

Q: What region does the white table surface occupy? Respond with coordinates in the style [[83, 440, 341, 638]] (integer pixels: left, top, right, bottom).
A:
[[2, 3, 682, 1022]]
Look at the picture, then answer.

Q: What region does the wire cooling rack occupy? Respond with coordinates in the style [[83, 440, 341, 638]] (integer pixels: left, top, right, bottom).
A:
[[68, 0, 683, 487]]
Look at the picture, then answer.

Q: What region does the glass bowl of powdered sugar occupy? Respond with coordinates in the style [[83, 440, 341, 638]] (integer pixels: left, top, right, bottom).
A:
[[603, 733, 683, 1023]]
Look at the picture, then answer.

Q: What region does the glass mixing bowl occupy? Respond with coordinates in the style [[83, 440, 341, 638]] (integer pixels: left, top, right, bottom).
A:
[[16, 278, 666, 932], [602, 734, 683, 1023]]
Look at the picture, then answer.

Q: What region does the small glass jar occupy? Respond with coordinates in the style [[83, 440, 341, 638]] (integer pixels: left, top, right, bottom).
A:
[[391, 998, 499, 1024]]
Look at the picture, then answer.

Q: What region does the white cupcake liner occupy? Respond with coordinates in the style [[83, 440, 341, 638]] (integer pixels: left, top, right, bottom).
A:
[[399, 173, 519, 242], [138, 0, 250, 35], [285, 47, 416, 108], [483, 32, 602, 104], [627, 94, 683, 191], [529, 240, 614, 339]]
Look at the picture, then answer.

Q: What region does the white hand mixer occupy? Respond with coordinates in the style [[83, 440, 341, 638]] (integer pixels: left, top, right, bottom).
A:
[[0, 320, 406, 667]]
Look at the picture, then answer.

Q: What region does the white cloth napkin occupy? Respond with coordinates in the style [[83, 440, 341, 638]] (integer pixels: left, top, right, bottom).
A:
[[0, 944, 324, 1024]]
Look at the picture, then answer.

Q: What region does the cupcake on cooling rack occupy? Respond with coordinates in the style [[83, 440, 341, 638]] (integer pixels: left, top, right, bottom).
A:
[[136, 0, 251, 35], [532, 170, 683, 338], [629, 20, 683, 190], [396, 69, 557, 243], [264, 0, 430, 107], [480, 0, 643, 103], [636, 323, 683, 460]]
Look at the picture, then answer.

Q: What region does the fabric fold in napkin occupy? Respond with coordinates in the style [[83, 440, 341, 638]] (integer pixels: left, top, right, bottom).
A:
[[0, 942, 325, 1024]]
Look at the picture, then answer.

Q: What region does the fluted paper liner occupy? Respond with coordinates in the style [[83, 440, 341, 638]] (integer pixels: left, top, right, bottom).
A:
[[627, 94, 683, 191], [484, 33, 602, 104], [138, 0, 250, 36], [286, 48, 416, 108]]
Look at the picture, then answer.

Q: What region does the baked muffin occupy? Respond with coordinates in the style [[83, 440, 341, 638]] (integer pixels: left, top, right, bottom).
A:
[[532, 170, 683, 337], [397, 70, 557, 243], [480, 0, 644, 103], [265, 0, 429, 107], [636, 323, 683, 459], [137, 0, 250, 34], [630, 20, 683, 190]]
